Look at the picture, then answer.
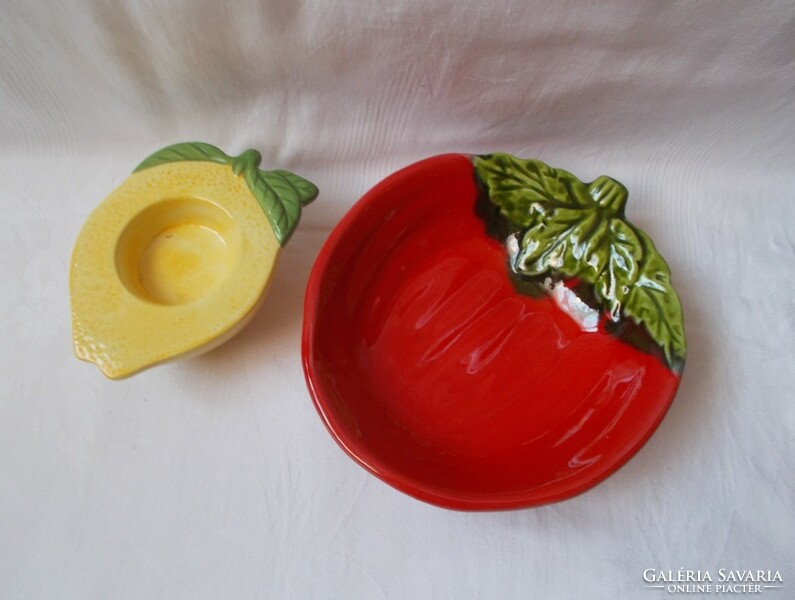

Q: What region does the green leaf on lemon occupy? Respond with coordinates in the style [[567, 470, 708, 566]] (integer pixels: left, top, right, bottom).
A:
[[134, 142, 232, 172], [475, 153, 685, 370], [242, 167, 318, 246], [133, 142, 318, 246]]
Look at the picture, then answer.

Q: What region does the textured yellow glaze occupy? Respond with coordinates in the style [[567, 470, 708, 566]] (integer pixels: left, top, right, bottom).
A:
[[70, 161, 280, 379]]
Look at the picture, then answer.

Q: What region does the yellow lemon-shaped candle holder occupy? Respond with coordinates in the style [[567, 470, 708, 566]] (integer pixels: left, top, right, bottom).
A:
[[70, 142, 318, 379]]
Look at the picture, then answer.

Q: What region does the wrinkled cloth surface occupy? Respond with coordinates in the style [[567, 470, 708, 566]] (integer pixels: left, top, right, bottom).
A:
[[1, 1, 793, 598]]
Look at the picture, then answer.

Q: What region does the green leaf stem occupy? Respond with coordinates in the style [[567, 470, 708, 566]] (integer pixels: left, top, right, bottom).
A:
[[475, 153, 685, 369]]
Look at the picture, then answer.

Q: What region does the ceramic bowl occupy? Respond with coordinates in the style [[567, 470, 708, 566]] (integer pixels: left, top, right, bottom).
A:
[[302, 153, 685, 510], [71, 142, 317, 379]]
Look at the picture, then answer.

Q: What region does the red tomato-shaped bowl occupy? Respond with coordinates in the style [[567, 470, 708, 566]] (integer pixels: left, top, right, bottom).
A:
[[302, 154, 684, 510]]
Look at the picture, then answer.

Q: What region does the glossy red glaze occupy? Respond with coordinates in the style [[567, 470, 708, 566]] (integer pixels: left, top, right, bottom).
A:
[[302, 154, 681, 510]]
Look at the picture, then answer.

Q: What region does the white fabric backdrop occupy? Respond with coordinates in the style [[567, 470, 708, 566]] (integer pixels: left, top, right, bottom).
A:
[[1, 1, 793, 598]]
